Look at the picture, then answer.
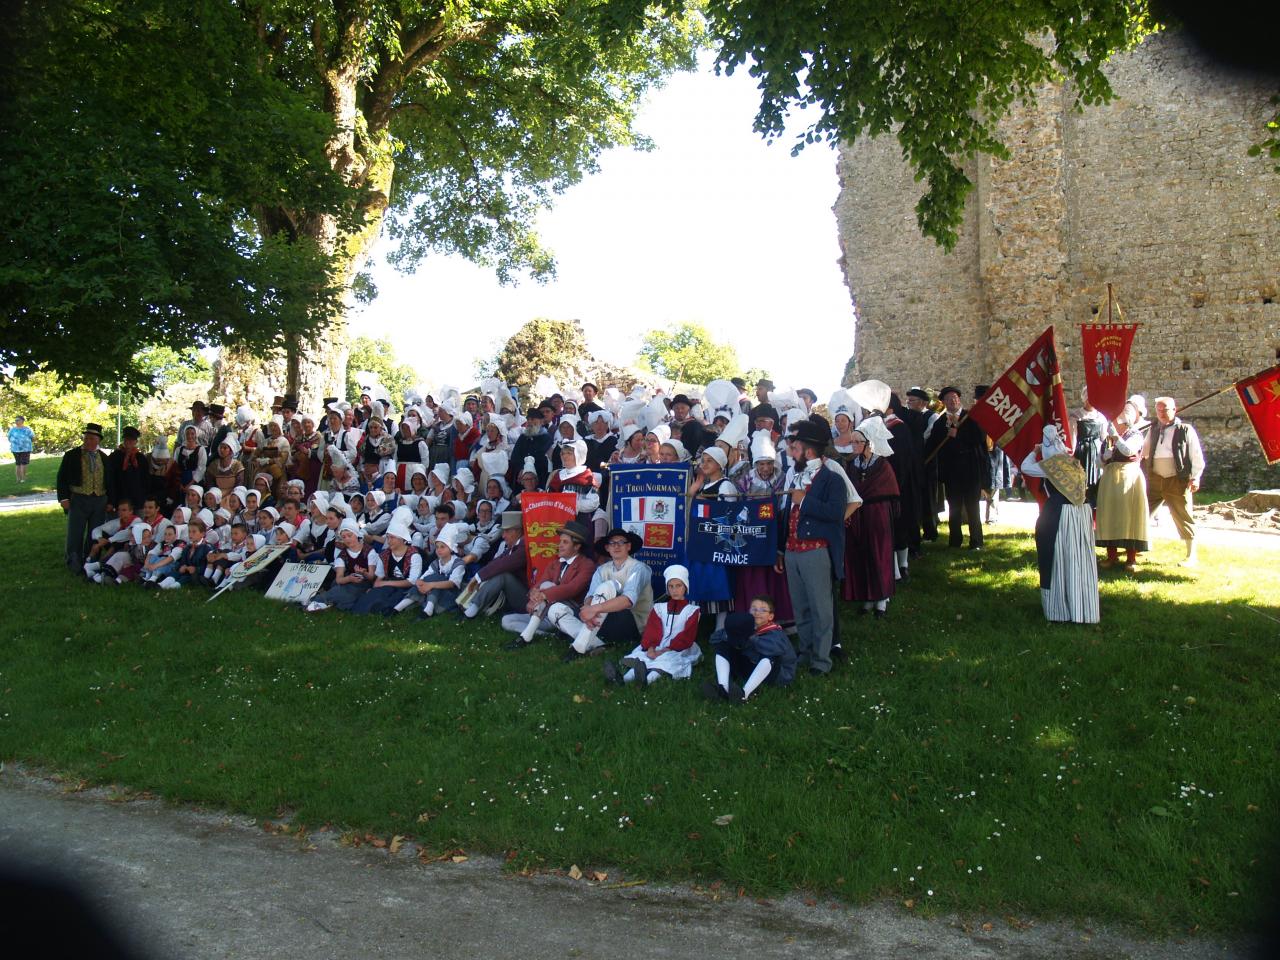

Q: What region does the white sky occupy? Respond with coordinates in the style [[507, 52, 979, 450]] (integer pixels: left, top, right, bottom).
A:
[[352, 58, 855, 400]]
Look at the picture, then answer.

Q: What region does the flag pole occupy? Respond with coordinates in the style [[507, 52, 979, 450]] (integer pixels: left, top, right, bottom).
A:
[[1136, 381, 1239, 433]]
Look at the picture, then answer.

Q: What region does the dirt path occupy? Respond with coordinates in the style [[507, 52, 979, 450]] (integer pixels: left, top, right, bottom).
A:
[[0, 768, 1248, 960]]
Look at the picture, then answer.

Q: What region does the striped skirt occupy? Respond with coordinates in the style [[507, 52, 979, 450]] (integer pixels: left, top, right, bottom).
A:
[[1043, 502, 1100, 624]]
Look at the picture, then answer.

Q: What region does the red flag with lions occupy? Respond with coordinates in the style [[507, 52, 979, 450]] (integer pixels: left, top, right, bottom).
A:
[[966, 326, 1073, 468]]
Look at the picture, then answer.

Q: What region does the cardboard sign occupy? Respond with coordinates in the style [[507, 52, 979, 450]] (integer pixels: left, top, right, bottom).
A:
[[265, 562, 331, 605]]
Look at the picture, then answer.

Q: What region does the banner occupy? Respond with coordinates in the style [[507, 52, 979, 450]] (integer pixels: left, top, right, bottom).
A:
[[967, 325, 1073, 468], [206, 542, 291, 602], [687, 497, 776, 566], [1080, 323, 1140, 420], [265, 562, 332, 604], [1236, 363, 1280, 465], [608, 464, 690, 577], [520, 492, 578, 583]]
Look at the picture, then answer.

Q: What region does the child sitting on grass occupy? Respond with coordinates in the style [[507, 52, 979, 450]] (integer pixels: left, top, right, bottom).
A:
[[702, 596, 796, 703], [142, 522, 183, 585], [603, 565, 701, 687], [157, 517, 211, 590], [398, 524, 467, 619]]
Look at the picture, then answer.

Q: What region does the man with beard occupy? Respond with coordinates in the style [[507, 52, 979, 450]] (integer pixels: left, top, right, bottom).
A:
[[507, 407, 552, 488]]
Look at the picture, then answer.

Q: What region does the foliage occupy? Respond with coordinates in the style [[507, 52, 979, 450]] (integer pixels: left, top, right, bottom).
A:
[[705, 0, 1156, 248], [345, 337, 421, 406], [0, 370, 114, 452], [1247, 95, 1280, 174], [110, 347, 213, 436], [0, 0, 354, 388], [483, 318, 594, 394], [636, 322, 742, 384], [1, 506, 1276, 933]]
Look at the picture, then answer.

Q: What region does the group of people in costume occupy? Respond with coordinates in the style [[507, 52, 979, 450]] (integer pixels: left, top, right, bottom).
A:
[[56, 371, 1205, 697]]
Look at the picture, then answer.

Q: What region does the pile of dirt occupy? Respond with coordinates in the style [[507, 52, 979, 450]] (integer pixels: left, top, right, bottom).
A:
[[1198, 490, 1280, 532]]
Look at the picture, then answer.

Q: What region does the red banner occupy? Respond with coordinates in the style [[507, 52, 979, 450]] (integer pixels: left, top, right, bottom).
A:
[[967, 326, 1073, 469], [520, 493, 578, 584], [1236, 364, 1280, 465], [1080, 323, 1139, 420]]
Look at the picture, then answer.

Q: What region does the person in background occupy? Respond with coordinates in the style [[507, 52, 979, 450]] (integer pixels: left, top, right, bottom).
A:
[[7, 415, 34, 483], [1144, 396, 1206, 566]]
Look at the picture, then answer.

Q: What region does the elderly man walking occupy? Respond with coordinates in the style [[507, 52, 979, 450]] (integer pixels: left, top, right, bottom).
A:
[[1144, 396, 1205, 565], [57, 423, 111, 573]]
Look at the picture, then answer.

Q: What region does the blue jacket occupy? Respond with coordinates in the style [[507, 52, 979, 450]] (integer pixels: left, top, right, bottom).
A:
[[777, 464, 848, 580]]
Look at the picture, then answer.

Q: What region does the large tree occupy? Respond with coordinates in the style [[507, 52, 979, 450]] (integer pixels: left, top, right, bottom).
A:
[[637, 321, 741, 384]]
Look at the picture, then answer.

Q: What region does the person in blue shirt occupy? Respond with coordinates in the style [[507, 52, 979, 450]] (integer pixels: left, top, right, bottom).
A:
[[7, 415, 35, 483]]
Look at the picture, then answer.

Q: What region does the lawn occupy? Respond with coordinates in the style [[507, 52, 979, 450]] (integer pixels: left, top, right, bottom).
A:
[[0, 454, 59, 496], [2, 505, 1277, 935]]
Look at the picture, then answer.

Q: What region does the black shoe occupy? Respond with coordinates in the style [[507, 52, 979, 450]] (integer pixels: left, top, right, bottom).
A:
[[808, 666, 827, 677], [726, 682, 747, 703], [602, 661, 622, 685], [873, 609, 887, 620], [830, 645, 847, 660], [701, 680, 727, 701], [897, 569, 909, 583], [561, 649, 585, 663], [503, 637, 529, 651]]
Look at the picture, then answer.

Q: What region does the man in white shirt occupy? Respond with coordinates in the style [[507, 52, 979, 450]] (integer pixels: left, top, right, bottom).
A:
[[1143, 396, 1205, 564]]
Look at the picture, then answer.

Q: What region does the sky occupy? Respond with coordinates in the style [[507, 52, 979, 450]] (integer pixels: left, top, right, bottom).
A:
[[351, 57, 855, 401]]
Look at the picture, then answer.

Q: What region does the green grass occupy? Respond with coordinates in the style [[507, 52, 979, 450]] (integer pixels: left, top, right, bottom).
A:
[[0, 454, 59, 496], [2, 505, 1277, 934]]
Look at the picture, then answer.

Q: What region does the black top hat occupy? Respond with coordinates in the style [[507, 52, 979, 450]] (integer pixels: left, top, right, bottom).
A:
[[730, 377, 747, 389], [208, 403, 226, 416], [671, 394, 693, 408], [559, 520, 591, 545], [749, 403, 779, 424], [122, 425, 141, 440], [525, 406, 544, 419], [594, 527, 644, 557], [938, 385, 962, 401], [83, 423, 104, 438], [756, 378, 775, 390], [322, 397, 339, 407], [906, 388, 931, 402], [281, 395, 299, 410], [786, 419, 830, 451]]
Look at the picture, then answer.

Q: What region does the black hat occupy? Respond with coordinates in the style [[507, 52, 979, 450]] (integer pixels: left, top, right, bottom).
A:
[[730, 377, 746, 390], [281, 395, 299, 411], [594, 527, 644, 557], [83, 423, 104, 438], [208, 403, 226, 416], [322, 397, 339, 407], [974, 385, 990, 401], [190, 400, 207, 411], [122, 426, 141, 440], [680, 419, 706, 451], [938, 385, 962, 401], [906, 388, 931, 402], [271, 395, 285, 410], [807, 412, 831, 434], [749, 403, 779, 424], [559, 520, 591, 545], [786, 419, 830, 451], [756, 378, 775, 390], [671, 394, 693, 409], [525, 406, 544, 419]]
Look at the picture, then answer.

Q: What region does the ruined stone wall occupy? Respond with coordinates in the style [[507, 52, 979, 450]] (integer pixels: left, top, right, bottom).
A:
[[836, 29, 1280, 489]]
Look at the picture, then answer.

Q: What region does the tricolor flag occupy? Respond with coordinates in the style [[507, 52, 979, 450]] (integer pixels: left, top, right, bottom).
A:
[[1235, 364, 1280, 465]]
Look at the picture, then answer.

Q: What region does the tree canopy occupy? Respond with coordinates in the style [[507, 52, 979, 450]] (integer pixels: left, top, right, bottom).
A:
[[482, 317, 593, 394], [637, 322, 743, 384], [706, 0, 1155, 248], [345, 336, 420, 406]]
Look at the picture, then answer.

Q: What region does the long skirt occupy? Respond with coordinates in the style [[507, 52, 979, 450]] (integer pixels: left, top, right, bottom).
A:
[[1096, 461, 1149, 551], [619, 642, 702, 680], [732, 565, 794, 624], [842, 500, 895, 602], [1036, 496, 1100, 623]]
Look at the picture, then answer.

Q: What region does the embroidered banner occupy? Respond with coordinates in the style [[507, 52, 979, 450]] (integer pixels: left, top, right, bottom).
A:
[[687, 497, 777, 566], [966, 325, 1073, 469], [608, 464, 690, 576], [1081, 323, 1140, 420], [1236, 363, 1280, 465], [520, 492, 578, 583]]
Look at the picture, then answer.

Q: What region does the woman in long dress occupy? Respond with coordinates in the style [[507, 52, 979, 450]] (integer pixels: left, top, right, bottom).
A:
[[1095, 396, 1150, 572], [841, 419, 898, 617], [1021, 426, 1099, 623]]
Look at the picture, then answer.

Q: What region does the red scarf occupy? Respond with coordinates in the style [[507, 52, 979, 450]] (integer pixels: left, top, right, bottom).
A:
[[122, 445, 139, 470]]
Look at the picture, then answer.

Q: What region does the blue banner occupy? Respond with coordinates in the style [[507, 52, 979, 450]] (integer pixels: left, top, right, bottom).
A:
[[608, 464, 690, 582], [686, 497, 777, 566]]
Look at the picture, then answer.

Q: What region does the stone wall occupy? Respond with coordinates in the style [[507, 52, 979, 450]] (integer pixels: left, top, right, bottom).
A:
[[835, 29, 1280, 490]]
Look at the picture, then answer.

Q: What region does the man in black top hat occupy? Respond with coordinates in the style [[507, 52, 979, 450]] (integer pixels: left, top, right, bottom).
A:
[[207, 403, 231, 455], [903, 388, 940, 541], [925, 386, 987, 549], [57, 423, 111, 572]]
